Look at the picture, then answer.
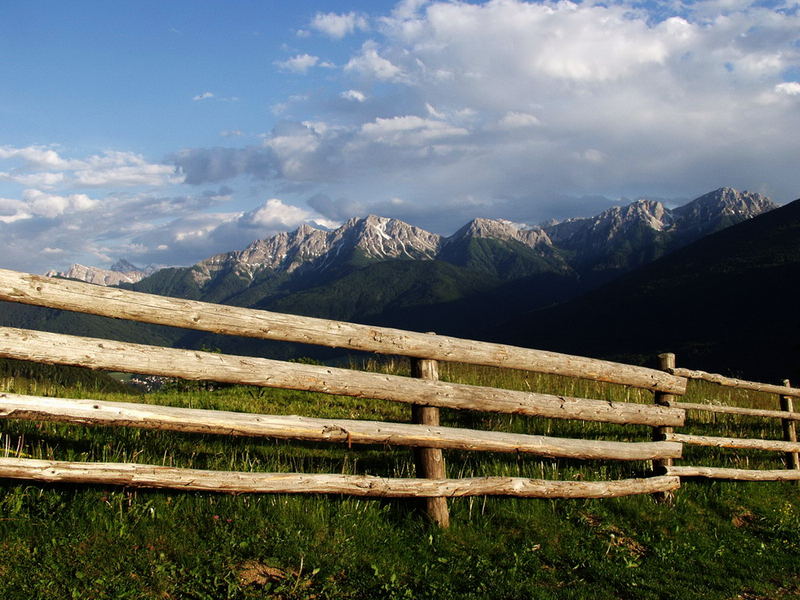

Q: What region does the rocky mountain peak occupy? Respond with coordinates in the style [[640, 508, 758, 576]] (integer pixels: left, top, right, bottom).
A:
[[459, 218, 520, 239], [543, 198, 670, 249], [46, 261, 155, 286], [293, 223, 318, 237], [110, 259, 140, 273], [196, 222, 331, 282], [543, 188, 776, 253], [332, 215, 442, 260], [188, 215, 444, 286], [672, 187, 777, 223], [595, 199, 670, 232], [449, 218, 552, 249]]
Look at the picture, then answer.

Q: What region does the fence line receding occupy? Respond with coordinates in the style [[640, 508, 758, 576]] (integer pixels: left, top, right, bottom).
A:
[[0, 268, 686, 394], [0, 268, 698, 525], [2, 269, 799, 523], [658, 355, 800, 482]]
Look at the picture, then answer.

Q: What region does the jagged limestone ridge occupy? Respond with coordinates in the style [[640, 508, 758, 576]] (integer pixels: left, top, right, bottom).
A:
[[46, 187, 777, 287]]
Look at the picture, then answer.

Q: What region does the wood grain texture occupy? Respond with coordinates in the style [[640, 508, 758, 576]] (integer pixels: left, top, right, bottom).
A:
[[670, 401, 800, 421], [668, 466, 800, 481], [0, 458, 682, 497], [0, 269, 686, 393], [665, 432, 800, 453], [410, 358, 449, 527], [671, 367, 800, 398], [653, 353, 676, 469], [0, 327, 685, 427], [652, 353, 676, 502], [0, 393, 681, 460]]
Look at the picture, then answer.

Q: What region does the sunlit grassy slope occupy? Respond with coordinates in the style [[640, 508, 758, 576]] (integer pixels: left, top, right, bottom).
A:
[[1, 359, 799, 599]]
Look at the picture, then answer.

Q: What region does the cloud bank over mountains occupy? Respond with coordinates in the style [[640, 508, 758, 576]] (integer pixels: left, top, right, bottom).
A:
[[1, 0, 798, 273], [174, 0, 800, 224]]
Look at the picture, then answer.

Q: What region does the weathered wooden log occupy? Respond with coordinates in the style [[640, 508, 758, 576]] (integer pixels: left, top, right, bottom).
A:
[[652, 353, 677, 502], [670, 367, 800, 398], [0, 458, 681, 497], [664, 432, 800, 454], [0, 393, 681, 460], [411, 358, 449, 527], [0, 269, 686, 393], [670, 401, 800, 421], [780, 380, 800, 472], [0, 328, 685, 427], [667, 466, 800, 481]]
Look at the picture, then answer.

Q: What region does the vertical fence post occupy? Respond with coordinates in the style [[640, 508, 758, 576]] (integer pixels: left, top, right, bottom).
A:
[[653, 352, 676, 502], [411, 357, 450, 528], [780, 379, 800, 479]]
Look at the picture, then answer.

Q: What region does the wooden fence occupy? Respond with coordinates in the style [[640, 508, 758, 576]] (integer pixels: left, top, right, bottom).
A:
[[2, 269, 798, 526], [653, 354, 800, 482], [0, 268, 692, 526]]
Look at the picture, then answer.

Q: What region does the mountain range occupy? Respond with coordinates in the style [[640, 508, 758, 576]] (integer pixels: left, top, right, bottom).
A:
[[47, 187, 776, 295], [13, 186, 791, 377], [46, 259, 161, 287]]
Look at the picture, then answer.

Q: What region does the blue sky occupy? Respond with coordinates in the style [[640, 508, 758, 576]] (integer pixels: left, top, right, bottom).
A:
[[1, 0, 799, 273]]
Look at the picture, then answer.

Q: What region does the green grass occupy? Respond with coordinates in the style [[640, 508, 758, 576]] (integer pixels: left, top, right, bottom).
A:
[[1, 360, 800, 599]]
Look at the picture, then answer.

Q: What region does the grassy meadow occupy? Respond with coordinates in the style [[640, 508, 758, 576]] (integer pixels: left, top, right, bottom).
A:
[[1, 356, 799, 599]]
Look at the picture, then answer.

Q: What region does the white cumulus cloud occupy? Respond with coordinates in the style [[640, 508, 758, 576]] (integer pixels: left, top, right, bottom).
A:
[[775, 82, 800, 96], [172, 1, 800, 230], [124, 198, 339, 266], [496, 112, 541, 130], [276, 54, 321, 74], [74, 164, 180, 187], [247, 198, 328, 228], [310, 11, 368, 39], [340, 89, 367, 102], [0, 171, 65, 187], [0, 197, 29, 223], [8, 1, 798, 274], [22, 189, 99, 218], [345, 42, 404, 81], [360, 115, 468, 146], [0, 147, 181, 190], [0, 145, 80, 170]]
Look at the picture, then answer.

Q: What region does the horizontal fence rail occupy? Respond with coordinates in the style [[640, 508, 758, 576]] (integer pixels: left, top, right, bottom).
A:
[[0, 268, 686, 394], [665, 433, 800, 454], [670, 367, 800, 399], [661, 356, 800, 483], [0, 393, 682, 461], [0, 458, 682, 498], [669, 401, 800, 421], [667, 466, 800, 481], [0, 327, 685, 427]]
